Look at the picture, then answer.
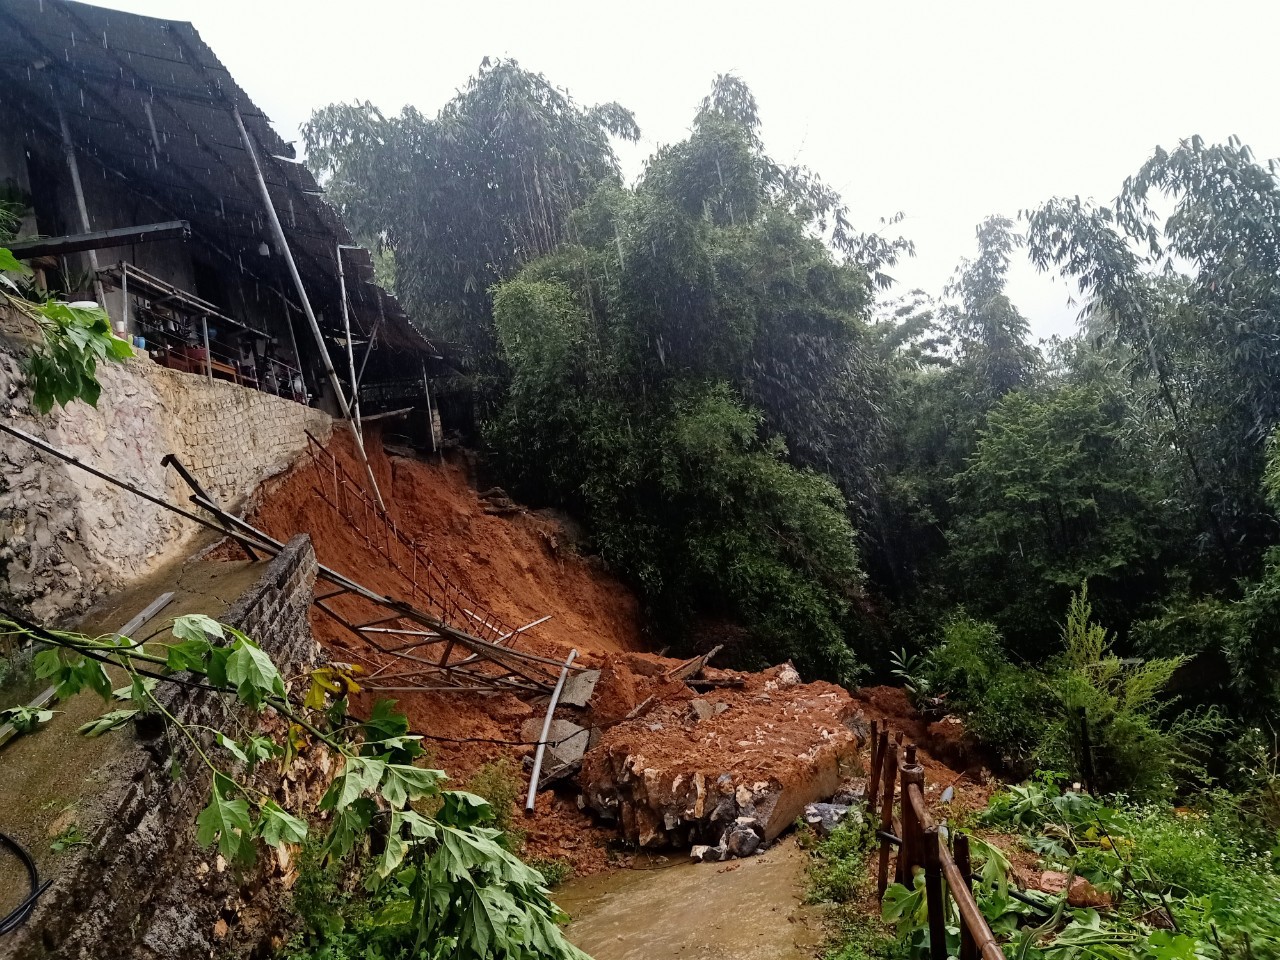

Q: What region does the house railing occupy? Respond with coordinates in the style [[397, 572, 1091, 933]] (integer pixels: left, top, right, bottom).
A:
[[866, 720, 1006, 960]]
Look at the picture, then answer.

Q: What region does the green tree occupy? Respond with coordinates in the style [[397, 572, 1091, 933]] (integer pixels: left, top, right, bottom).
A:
[[945, 382, 1172, 646], [483, 76, 902, 678], [943, 215, 1039, 399], [1024, 137, 1280, 572], [303, 59, 639, 409]]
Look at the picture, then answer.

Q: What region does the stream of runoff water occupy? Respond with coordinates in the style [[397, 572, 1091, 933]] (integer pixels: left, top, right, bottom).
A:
[[557, 838, 825, 960]]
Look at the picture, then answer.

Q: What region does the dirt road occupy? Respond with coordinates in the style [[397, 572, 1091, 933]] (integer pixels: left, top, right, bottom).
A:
[[557, 838, 825, 960]]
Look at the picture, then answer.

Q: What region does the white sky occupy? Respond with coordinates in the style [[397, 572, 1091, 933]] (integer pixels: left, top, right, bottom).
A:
[[96, 0, 1280, 339]]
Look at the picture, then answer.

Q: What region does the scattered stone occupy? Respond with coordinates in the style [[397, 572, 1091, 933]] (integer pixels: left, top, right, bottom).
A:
[[764, 663, 801, 691], [804, 802, 861, 837], [724, 818, 764, 858], [1038, 871, 1114, 908], [690, 843, 727, 863], [831, 780, 866, 805]]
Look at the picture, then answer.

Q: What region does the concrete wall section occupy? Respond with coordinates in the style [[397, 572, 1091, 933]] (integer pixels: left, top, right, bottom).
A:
[[0, 307, 332, 621]]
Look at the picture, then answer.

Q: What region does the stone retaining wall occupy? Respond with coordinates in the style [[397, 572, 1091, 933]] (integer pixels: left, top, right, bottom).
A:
[[0, 307, 332, 621], [1, 535, 330, 960]]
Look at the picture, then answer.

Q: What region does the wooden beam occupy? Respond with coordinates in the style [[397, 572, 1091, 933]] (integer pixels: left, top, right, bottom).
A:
[[8, 222, 191, 260]]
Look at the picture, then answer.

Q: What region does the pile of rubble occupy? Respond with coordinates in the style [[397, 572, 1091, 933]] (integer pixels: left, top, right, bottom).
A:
[[573, 661, 867, 860]]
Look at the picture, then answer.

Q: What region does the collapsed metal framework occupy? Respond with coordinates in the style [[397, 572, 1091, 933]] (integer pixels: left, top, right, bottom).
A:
[[303, 433, 520, 646], [0, 423, 582, 697]]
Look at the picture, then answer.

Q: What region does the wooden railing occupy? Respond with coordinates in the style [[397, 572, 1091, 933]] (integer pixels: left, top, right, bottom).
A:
[[866, 720, 1006, 960]]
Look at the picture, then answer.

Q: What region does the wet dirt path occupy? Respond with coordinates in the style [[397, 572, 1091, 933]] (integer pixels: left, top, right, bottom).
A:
[[558, 838, 826, 960], [0, 555, 262, 916]]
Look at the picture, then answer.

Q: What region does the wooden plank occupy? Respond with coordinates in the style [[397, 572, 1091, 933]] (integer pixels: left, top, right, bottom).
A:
[[663, 644, 723, 683], [7, 221, 190, 259]]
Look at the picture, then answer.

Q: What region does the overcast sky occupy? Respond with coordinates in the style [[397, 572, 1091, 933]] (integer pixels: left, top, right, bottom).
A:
[[97, 0, 1280, 339]]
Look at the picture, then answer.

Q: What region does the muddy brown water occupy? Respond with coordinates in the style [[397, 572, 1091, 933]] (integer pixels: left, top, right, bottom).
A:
[[558, 838, 826, 960]]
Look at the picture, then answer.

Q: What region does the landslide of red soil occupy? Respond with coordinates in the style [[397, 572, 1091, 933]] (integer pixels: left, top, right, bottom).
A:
[[229, 428, 995, 876], [593, 666, 855, 778], [229, 427, 650, 873]]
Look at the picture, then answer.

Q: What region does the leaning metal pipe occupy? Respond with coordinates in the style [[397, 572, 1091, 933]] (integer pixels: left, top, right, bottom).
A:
[[525, 648, 578, 814], [230, 103, 384, 510]]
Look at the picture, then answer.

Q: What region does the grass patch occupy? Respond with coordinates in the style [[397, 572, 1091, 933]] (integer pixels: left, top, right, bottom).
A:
[[528, 856, 573, 888], [805, 817, 906, 960]]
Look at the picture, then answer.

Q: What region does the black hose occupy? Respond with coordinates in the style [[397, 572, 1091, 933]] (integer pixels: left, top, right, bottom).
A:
[[0, 831, 49, 935]]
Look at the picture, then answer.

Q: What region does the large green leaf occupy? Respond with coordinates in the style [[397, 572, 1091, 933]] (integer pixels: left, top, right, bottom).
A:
[[321, 756, 386, 812], [256, 800, 307, 847], [225, 637, 285, 708], [172, 614, 224, 643], [195, 777, 253, 865], [0, 247, 32, 275], [380, 764, 446, 807]]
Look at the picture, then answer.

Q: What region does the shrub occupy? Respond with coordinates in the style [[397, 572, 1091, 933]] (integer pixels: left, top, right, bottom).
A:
[[1039, 585, 1221, 800], [807, 817, 876, 904], [528, 857, 573, 888], [466, 757, 526, 850], [922, 616, 1049, 770]]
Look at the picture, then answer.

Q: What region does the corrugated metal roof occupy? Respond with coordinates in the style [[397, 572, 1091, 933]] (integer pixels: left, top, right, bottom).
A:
[[0, 0, 439, 362]]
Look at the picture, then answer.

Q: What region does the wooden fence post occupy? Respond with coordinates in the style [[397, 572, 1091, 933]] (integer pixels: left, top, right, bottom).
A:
[[954, 833, 977, 960], [898, 745, 924, 883], [876, 737, 899, 899], [923, 827, 947, 960], [867, 722, 886, 820]]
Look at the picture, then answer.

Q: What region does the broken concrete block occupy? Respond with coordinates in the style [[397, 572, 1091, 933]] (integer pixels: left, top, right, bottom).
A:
[[579, 669, 865, 850], [688, 698, 714, 722], [560, 669, 601, 707], [519, 717, 589, 767]]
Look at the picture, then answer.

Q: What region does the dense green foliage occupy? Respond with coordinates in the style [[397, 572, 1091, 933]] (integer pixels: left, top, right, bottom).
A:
[[808, 778, 1280, 960], [311, 59, 1280, 792], [484, 94, 888, 678], [919, 588, 1219, 798]]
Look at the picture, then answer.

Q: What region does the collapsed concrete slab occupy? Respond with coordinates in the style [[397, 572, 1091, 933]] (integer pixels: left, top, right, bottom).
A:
[[579, 664, 866, 852]]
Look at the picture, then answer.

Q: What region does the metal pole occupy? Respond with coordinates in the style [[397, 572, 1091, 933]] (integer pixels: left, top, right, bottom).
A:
[[357, 292, 384, 387], [525, 648, 578, 814], [56, 103, 106, 311], [277, 277, 304, 379], [121, 266, 129, 332], [201, 315, 213, 382], [230, 103, 385, 510], [424, 371, 438, 454], [336, 246, 362, 433]]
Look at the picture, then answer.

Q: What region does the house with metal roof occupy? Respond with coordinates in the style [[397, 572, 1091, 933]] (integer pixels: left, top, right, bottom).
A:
[[0, 0, 446, 430]]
